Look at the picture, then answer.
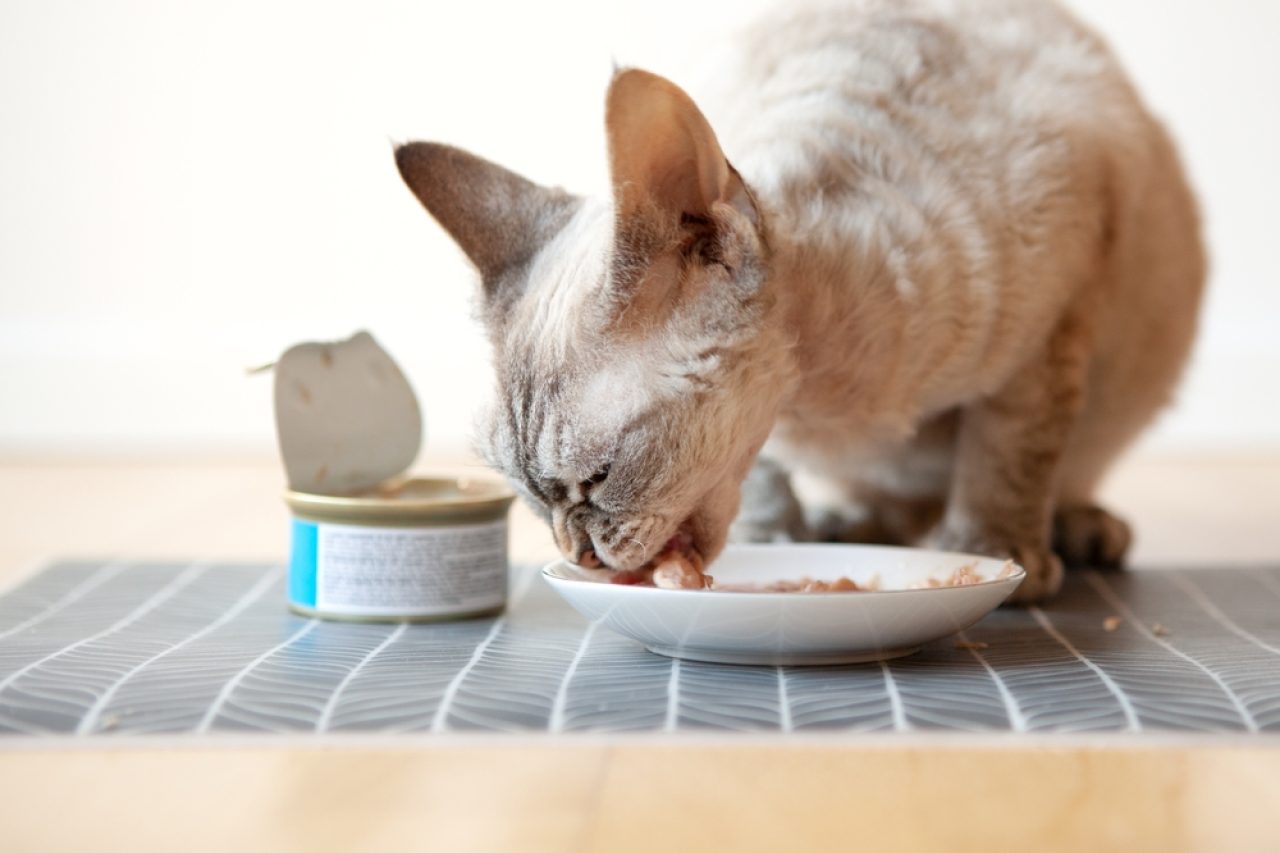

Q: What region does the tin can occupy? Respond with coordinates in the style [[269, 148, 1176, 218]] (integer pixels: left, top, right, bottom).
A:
[[285, 476, 515, 622]]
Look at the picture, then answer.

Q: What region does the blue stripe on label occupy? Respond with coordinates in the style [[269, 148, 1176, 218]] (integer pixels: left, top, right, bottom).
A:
[[288, 518, 319, 608]]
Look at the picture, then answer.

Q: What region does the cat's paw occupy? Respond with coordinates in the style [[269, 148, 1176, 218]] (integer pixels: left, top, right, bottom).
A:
[[1052, 504, 1132, 570], [1001, 545, 1064, 604], [924, 527, 1063, 604]]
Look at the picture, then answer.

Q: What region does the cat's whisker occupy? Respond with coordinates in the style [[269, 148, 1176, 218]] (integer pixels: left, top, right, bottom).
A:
[[627, 537, 650, 562]]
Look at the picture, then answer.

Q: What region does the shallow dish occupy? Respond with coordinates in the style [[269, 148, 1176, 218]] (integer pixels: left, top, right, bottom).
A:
[[542, 543, 1024, 665]]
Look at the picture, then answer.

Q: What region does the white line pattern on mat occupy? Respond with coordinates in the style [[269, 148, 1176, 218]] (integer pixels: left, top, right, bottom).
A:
[[0, 563, 206, 698], [1028, 606, 1141, 732], [776, 667, 793, 733], [430, 618, 505, 733], [428, 566, 541, 734], [879, 661, 909, 732], [1255, 569, 1280, 600], [1085, 572, 1258, 733], [315, 622, 409, 733], [77, 566, 283, 735], [664, 659, 682, 733], [1168, 573, 1280, 658], [548, 619, 601, 733], [3, 562, 1280, 737], [195, 618, 319, 733], [0, 561, 129, 642], [958, 630, 1027, 733]]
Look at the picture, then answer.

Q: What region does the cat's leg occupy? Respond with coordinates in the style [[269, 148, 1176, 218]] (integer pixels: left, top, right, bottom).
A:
[[1050, 125, 1203, 571], [790, 472, 944, 546], [790, 471, 893, 544], [730, 455, 927, 546], [787, 412, 955, 545], [928, 312, 1093, 603], [729, 456, 810, 543], [1047, 370, 1163, 570], [1051, 399, 1136, 569], [783, 417, 957, 545]]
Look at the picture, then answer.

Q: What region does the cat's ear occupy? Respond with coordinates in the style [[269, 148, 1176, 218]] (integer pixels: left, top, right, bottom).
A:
[[605, 69, 757, 228], [395, 142, 578, 288]]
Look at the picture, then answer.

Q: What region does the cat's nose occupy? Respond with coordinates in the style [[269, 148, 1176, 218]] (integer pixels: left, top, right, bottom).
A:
[[552, 507, 603, 566]]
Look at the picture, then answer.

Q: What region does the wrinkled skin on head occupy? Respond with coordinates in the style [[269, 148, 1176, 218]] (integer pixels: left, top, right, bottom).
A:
[[396, 69, 793, 570]]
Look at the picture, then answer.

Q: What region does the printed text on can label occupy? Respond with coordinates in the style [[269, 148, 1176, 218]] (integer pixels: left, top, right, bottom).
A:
[[291, 519, 508, 616]]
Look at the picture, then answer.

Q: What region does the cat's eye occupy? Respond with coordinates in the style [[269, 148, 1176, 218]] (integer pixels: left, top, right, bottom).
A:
[[579, 464, 611, 492]]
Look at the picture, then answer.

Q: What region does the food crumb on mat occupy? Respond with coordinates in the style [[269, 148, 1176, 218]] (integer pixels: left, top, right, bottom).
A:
[[954, 640, 989, 651], [1151, 622, 1170, 637], [1103, 616, 1122, 632]]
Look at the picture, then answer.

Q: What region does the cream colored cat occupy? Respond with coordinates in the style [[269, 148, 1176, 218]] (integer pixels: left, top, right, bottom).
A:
[[395, 0, 1204, 602]]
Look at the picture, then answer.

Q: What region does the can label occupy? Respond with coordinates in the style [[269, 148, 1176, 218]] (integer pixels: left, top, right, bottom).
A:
[[289, 518, 508, 616]]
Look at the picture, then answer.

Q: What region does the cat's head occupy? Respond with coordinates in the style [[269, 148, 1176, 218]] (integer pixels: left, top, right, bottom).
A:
[[396, 69, 790, 570]]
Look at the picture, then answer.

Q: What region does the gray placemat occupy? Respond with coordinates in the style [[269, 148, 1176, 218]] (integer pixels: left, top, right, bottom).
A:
[[1, 560, 1278, 736]]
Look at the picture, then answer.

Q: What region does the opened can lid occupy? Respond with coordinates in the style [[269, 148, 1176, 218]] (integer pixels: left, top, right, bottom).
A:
[[273, 330, 422, 496]]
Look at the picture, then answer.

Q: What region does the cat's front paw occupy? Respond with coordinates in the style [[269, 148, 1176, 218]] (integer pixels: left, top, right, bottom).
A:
[[1001, 545, 1064, 604], [924, 527, 1063, 604], [1053, 504, 1132, 570]]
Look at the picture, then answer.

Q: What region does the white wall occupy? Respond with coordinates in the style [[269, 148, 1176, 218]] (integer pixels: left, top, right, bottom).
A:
[[1, 0, 1277, 458]]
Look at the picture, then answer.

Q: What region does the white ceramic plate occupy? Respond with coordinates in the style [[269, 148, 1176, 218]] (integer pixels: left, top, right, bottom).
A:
[[542, 544, 1024, 665]]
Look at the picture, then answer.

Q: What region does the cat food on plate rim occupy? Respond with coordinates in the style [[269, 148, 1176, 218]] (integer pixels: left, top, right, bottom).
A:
[[285, 476, 514, 622]]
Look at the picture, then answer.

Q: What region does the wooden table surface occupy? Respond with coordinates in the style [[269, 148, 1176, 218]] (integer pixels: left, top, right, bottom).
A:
[[1, 451, 1278, 853]]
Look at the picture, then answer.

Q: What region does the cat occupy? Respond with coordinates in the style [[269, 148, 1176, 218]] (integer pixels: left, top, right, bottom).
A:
[[395, 0, 1204, 602]]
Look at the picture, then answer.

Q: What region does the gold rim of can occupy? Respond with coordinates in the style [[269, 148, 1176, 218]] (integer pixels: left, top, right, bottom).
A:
[[284, 474, 515, 526]]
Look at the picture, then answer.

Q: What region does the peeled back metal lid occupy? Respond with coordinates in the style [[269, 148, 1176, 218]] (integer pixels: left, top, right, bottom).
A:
[[273, 330, 423, 496]]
